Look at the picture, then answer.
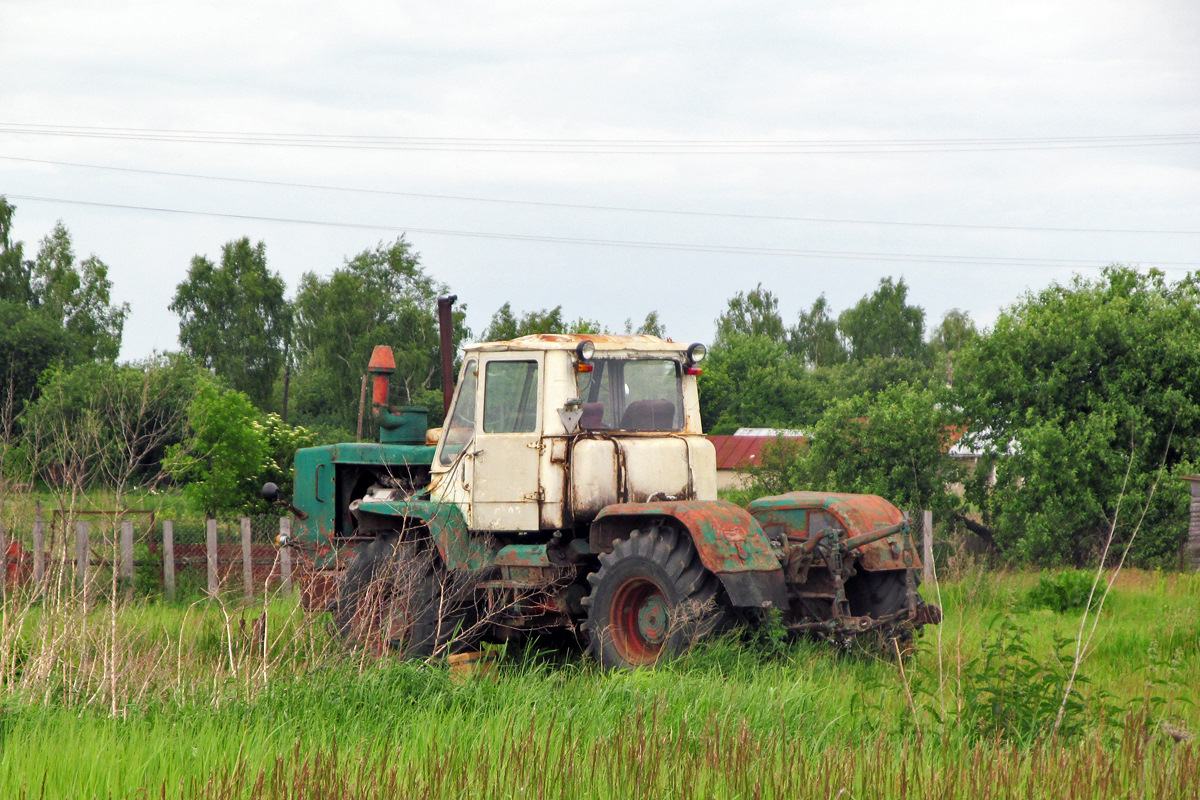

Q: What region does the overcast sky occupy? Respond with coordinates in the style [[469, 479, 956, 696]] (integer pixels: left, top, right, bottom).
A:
[[3, 0, 1199, 361]]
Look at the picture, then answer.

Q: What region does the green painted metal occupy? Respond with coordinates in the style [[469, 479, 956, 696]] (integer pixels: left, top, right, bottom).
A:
[[493, 544, 555, 568], [747, 491, 920, 572], [290, 442, 437, 569], [353, 499, 492, 571], [325, 442, 436, 466], [376, 406, 429, 445]]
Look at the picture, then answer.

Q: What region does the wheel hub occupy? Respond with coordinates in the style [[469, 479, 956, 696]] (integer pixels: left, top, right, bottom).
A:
[[636, 596, 669, 644]]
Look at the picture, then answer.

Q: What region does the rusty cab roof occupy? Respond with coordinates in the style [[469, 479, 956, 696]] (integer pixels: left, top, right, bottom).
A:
[[465, 333, 689, 355], [747, 491, 903, 536]]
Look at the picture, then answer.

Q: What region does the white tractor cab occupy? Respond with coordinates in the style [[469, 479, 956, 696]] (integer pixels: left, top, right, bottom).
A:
[[429, 333, 716, 533]]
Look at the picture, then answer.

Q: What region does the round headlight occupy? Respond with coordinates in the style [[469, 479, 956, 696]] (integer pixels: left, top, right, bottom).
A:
[[686, 343, 708, 364], [576, 341, 596, 360]]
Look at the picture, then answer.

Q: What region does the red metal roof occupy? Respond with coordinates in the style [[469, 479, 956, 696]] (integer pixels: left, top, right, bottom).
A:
[[709, 435, 806, 470]]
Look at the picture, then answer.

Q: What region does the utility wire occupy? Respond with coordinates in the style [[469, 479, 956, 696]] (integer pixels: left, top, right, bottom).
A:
[[10, 193, 1197, 269], [3, 154, 1196, 236], [2, 123, 1198, 153]]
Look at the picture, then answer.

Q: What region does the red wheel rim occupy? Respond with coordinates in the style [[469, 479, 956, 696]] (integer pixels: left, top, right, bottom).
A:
[[610, 577, 670, 665]]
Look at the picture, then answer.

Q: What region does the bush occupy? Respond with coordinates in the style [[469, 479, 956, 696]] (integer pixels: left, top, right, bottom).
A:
[[1022, 570, 1102, 613]]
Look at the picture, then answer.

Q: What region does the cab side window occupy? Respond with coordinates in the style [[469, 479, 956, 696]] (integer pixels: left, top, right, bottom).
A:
[[438, 359, 477, 465], [483, 360, 539, 433]]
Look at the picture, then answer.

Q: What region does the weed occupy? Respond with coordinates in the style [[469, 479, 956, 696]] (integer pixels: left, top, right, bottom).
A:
[[1021, 570, 1103, 613], [913, 614, 1120, 743]]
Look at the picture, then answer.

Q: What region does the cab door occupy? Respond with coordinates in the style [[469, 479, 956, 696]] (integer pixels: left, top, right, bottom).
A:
[[470, 354, 543, 531]]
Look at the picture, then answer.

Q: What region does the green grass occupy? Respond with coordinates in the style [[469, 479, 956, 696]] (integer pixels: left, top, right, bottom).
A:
[[0, 569, 1196, 799]]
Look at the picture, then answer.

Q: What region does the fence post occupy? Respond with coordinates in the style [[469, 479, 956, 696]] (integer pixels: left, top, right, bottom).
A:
[[922, 509, 934, 583], [279, 517, 292, 593], [76, 519, 90, 598], [33, 501, 45, 585], [120, 519, 134, 600], [162, 521, 176, 600], [206, 519, 218, 595], [241, 517, 253, 600]]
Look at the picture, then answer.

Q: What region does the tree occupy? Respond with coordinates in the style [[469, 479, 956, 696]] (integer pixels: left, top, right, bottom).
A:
[[789, 294, 848, 367], [0, 200, 128, 430], [483, 303, 565, 340], [838, 277, 925, 361], [481, 303, 609, 340], [17, 354, 209, 489], [956, 267, 1199, 565], [0, 197, 32, 305], [698, 334, 819, 433], [747, 384, 963, 516], [290, 238, 467, 435], [714, 284, 786, 346], [165, 384, 315, 516], [170, 238, 289, 408], [624, 311, 666, 338], [929, 308, 980, 385]]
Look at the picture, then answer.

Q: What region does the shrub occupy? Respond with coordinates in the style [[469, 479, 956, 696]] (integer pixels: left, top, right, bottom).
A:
[[1022, 570, 1101, 613]]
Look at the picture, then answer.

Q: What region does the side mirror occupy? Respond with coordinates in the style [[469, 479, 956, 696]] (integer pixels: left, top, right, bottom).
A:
[[261, 482, 279, 502]]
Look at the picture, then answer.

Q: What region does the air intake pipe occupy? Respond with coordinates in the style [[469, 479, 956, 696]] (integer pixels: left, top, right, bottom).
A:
[[367, 345, 428, 445]]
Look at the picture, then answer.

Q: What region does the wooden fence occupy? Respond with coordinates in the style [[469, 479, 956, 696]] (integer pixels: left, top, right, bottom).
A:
[[0, 512, 297, 601]]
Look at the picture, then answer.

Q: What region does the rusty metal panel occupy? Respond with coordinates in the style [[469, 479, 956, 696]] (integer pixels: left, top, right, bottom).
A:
[[593, 500, 780, 574]]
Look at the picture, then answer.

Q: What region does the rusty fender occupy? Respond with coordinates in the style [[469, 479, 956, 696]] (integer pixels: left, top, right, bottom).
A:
[[591, 500, 788, 611]]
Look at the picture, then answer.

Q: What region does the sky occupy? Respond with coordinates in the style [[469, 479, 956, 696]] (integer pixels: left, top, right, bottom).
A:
[[2, 0, 1199, 362]]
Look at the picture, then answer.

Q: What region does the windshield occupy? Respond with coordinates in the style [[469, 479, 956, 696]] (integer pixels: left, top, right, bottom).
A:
[[576, 357, 683, 431]]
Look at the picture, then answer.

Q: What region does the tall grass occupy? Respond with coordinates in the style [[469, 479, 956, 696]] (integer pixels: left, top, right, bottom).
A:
[[0, 568, 1195, 799]]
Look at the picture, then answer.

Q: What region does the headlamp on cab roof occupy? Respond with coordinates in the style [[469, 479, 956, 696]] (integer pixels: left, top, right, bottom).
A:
[[575, 340, 596, 372]]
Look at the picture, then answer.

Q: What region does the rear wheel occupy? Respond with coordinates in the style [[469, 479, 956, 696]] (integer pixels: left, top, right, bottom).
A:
[[582, 526, 721, 669], [334, 535, 470, 658]]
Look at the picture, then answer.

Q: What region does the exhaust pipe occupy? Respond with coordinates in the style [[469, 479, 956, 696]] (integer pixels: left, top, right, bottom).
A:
[[437, 295, 457, 416]]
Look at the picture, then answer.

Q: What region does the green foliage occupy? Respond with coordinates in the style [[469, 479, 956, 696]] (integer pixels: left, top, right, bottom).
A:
[[1021, 570, 1102, 613], [290, 238, 466, 432], [747, 383, 962, 514], [698, 334, 819, 432], [623, 310, 665, 337], [913, 615, 1118, 743], [170, 238, 290, 408], [838, 276, 926, 361], [166, 386, 315, 516], [0, 199, 128, 428], [481, 302, 611, 340], [789, 293, 847, 367], [956, 266, 1198, 565], [17, 354, 209, 488], [713, 283, 786, 346]]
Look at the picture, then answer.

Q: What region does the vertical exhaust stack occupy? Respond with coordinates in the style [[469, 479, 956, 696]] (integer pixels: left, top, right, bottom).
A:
[[367, 345, 427, 445], [437, 295, 458, 417]]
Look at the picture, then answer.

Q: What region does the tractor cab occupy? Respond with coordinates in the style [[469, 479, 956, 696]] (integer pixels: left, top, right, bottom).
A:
[[427, 334, 716, 534]]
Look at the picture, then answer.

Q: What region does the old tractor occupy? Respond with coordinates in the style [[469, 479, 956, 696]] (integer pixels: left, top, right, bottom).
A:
[[265, 316, 939, 668]]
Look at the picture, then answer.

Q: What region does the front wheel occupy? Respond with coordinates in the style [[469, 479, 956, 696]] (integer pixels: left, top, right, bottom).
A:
[[333, 535, 471, 658], [582, 526, 722, 669]]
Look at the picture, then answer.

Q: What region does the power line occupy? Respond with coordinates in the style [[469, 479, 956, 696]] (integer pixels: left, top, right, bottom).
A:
[[2, 123, 1198, 154], [10, 193, 1197, 270], [3, 154, 1196, 236]]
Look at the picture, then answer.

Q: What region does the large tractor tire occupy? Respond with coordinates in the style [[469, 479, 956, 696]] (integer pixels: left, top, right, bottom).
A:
[[333, 535, 472, 658], [582, 525, 722, 669]]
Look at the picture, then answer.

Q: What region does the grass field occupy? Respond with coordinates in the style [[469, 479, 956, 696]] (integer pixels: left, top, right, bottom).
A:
[[0, 567, 1195, 799]]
